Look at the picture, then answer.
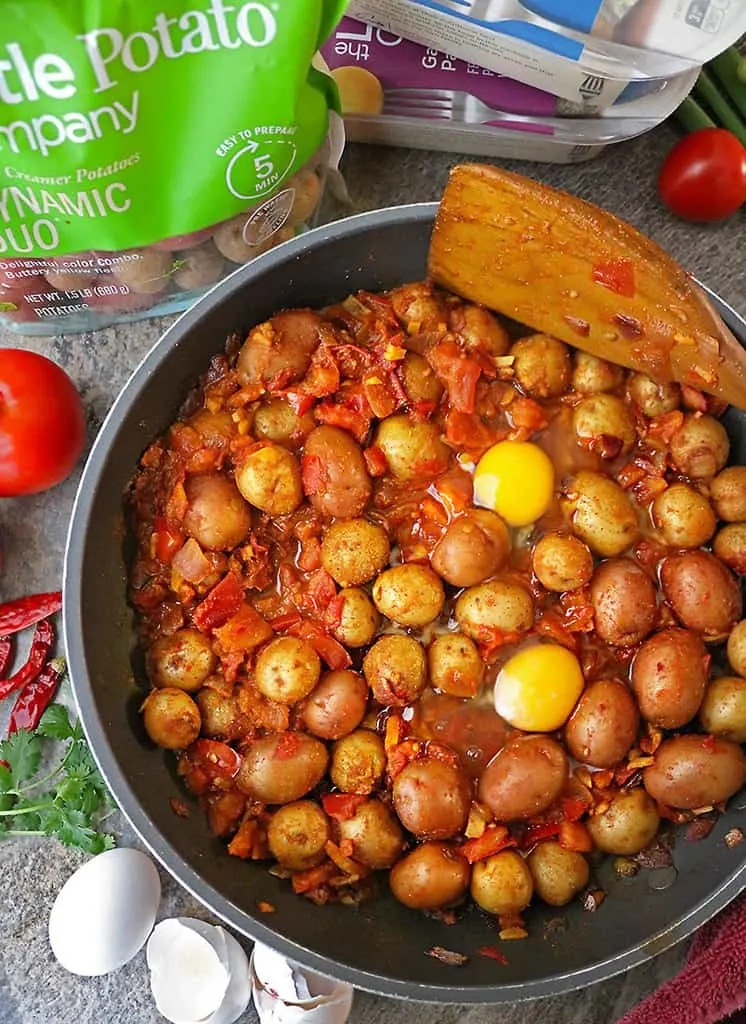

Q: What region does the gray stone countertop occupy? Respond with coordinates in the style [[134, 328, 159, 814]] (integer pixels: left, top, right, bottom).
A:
[[0, 124, 744, 1024]]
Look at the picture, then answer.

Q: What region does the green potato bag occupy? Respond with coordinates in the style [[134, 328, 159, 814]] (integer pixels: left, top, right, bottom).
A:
[[0, 0, 347, 332]]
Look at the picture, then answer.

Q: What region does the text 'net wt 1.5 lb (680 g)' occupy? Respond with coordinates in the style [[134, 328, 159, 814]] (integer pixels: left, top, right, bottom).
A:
[[0, 0, 348, 335]]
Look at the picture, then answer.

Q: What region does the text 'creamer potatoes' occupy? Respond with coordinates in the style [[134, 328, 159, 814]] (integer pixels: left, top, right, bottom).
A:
[[0, 1, 348, 335]]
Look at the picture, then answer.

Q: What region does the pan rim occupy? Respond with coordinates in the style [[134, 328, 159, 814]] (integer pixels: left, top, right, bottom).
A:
[[63, 201, 746, 1003]]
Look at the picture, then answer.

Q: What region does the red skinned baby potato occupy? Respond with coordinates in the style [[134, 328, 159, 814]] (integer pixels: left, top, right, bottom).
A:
[[661, 551, 742, 641], [631, 628, 709, 730], [644, 735, 746, 809], [0, 350, 86, 496]]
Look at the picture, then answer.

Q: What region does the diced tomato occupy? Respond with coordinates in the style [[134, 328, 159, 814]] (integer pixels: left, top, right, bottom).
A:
[[301, 453, 327, 495], [477, 946, 509, 966], [507, 396, 548, 434], [444, 409, 500, 455], [476, 628, 524, 661], [188, 739, 242, 780], [560, 797, 588, 823], [307, 633, 351, 670], [166, 480, 189, 521], [617, 463, 646, 490], [291, 861, 337, 894], [153, 517, 185, 564], [325, 594, 345, 631], [387, 368, 409, 408], [227, 819, 268, 860], [192, 572, 244, 632], [281, 389, 316, 416], [303, 568, 337, 614], [433, 467, 473, 515], [297, 536, 322, 572], [535, 612, 578, 652], [461, 825, 515, 863], [269, 610, 304, 633], [304, 344, 340, 398], [321, 793, 367, 821], [558, 820, 592, 852], [386, 739, 423, 779], [592, 259, 636, 298], [428, 339, 482, 414], [523, 822, 561, 848], [315, 386, 373, 442], [364, 444, 388, 477], [560, 590, 595, 633], [384, 714, 404, 751], [647, 409, 684, 444], [410, 400, 438, 420], [363, 375, 397, 418], [213, 603, 273, 653], [631, 475, 668, 504]]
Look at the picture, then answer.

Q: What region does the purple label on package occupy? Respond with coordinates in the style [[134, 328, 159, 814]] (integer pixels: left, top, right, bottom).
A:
[[322, 16, 559, 122]]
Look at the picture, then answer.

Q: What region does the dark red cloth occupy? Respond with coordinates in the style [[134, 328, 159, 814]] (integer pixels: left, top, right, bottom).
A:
[[619, 895, 746, 1024]]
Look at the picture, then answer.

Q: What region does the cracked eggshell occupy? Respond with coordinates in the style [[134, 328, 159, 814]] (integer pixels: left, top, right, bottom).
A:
[[48, 848, 161, 977], [251, 944, 353, 1024], [147, 919, 230, 1024]]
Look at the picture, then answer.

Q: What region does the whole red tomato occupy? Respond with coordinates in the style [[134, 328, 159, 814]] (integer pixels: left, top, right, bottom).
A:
[[0, 349, 85, 496], [658, 128, 746, 222]]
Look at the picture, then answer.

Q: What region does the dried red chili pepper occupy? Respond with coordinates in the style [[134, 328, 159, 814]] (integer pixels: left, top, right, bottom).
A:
[[7, 655, 65, 735], [0, 618, 54, 700], [0, 592, 62, 636], [0, 636, 12, 677]]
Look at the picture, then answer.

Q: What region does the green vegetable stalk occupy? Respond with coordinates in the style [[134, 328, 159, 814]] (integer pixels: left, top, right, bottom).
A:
[[693, 68, 746, 146], [709, 47, 746, 121]]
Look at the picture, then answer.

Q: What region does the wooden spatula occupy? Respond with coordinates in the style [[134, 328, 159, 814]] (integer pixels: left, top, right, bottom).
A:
[[428, 164, 746, 411]]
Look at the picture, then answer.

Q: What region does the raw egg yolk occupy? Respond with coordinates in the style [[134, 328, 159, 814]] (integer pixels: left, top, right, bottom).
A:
[[473, 440, 554, 527], [494, 644, 583, 732]]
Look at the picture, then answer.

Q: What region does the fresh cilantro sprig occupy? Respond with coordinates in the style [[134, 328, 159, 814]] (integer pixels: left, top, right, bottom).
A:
[[0, 703, 115, 854]]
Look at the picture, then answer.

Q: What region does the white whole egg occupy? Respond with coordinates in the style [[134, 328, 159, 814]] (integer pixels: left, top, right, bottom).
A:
[[49, 848, 161, 976]]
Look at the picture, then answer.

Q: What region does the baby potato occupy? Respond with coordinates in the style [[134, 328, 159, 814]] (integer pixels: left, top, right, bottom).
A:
[[710, 466, 746, 522], [511, 333, 571, 398], [374, 415, 449, 482], [252, 398, 314, 448], [254, 637, 321, 705], [337, 798, 404, 869], [363, 635, 427, 706], [331, 587, 380, 648], [183, 472, 252, 550], [288, 168, 322, 225], [572, 352, 624, 394], [631, 628, 708, 729], [189, 409, 235, 446], [237, 309, 321, 387], [428, 633, 484, 698], [142, 688, 201, 750], [267, 801, 330, 870], [213, 212, 267, 263], [237, 732, 328, 804], [302, 670, 368, 741], [652, 483, 717, 549], [392, 758, 471, 839], [670, 414, 729, 480], [148, 629, 215, 691], [471, 850, 533, 916], [112, 248, 171, 294], [303, 425, 372, 519], [572, 394, 636, 458], [450, 303, 510, 357], [430, 509, 510, 588], [401, 352, 444, 406], [172, 242, 224, 291], [479, 735, 568, 821], [527, 841, 590, 907], [590, 558, 658, 646], [565, 679, 639, 768], [389, 842, 470, 910], [532, 533, 594, 593], [713, 523, 746, 575], [567, 471, 640, 557], [627, 373, 680, 417], [661, 550, 742, 640], [390, 282, 447, 335], [455, 579, 534, 641], [330, 729, 386, 795], [587, 789, 659, 855], [235, 443, 302, 515], [699, 676, 746, 743], [728, 621, 746, 677], [321, 518, 390, 587], [196, 685, 239, 740], [643, 734, 746, 809], [372, 564, 444, 628]]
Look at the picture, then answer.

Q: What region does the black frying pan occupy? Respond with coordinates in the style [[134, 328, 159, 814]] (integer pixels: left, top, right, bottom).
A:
[[63, 204, 746, 1003]]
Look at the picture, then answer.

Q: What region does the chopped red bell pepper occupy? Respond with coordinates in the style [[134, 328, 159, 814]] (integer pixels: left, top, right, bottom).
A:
[[321, 793, 367, 821], [153, 517, 185, 564], [523, 822, 562, 848], [325, 594, 345, 631], [188, 739, 242, 779], [592, 259, 636, 298], [269, 610, 304, 633], [508, 396, 548, 434], [306, 632, 351, 670], [301, 453, 327, 495], [560, 797, 588, 823], [460, 825, 515, 863], [302, 568, 337, 615], [363, 445, 388, 477], [192, 572, 244, 632], [213, 603, 273, 653]]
